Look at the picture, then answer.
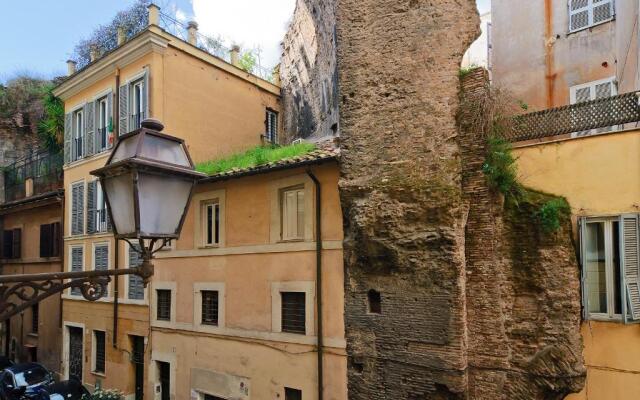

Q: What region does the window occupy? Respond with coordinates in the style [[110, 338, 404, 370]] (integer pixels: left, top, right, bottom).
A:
[[569, 0, 615, 32], [97, 97, 109, 152], [70, 246, 84, 296], [281, 292, 306, 334], [280, 186, 305, 241], [156, 290, 171, 321], [88, 180, 108, 234], [367, 289, 382, 314], [581, 215, 640, 322], [39, 222, 61, 258], [31, 305, 38, 334], [128, 245, 145, 300], [1, 228, 21, 259], [93, 330, 106, 374], [266, 109, 278, 143], [570, 77, 617, 137], [285, 387, 302, 400], [201, 290, 219, 326], [203, 201, 220, 246], [73, 109, 84, 161], [131, 79, 145, 129], [94, 244, 108, 272], [71, 182, 85, 236]]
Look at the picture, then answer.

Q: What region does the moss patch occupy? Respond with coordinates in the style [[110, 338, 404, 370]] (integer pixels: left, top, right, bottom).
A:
[[196, 143, 316, 175]]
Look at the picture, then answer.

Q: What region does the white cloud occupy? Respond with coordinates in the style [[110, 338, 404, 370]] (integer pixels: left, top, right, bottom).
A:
[[192, 0, 296, 70], [175, 8, 188, 22]]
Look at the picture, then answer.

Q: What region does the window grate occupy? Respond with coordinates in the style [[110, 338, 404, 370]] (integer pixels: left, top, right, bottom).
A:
[[281, 292, 306, 335], [201, 290, 219, 326], [94, 331, 106, 373], [156, 290, 171, 321]]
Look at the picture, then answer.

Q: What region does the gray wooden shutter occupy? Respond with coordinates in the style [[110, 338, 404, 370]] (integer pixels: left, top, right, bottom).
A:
[[64, 113, 72, 164], [84, 102, 95, 157], [86, 181, 97, 234], [94, 244, 108, 271], [71, 247, 83, 296], [119, 84, 129, 136], [569, 0, 590, 32], [579, 217, 589, 320], [107, 92, 114, 148], [143, 69, 149, 120], [71, 183, 85, 235], [128, 245, 144, 300], [621, 214, 640, 322]]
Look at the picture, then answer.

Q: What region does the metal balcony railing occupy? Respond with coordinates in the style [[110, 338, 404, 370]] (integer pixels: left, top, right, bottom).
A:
[[504, 92, 640, 142], [131, 112, 145, 130], [2, 150, 63, 203]]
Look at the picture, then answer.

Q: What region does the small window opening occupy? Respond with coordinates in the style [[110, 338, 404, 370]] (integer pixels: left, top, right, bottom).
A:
[[368, 289, 381, 314]]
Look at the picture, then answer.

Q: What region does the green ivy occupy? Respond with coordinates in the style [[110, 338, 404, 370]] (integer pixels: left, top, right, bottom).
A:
[[482, 136, 521, 199], [537, 198, 571, 233]]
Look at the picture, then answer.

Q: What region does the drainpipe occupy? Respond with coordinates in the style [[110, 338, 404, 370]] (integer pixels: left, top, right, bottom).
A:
[[113, 70, 120, 347], [306, 169, 323, 400]]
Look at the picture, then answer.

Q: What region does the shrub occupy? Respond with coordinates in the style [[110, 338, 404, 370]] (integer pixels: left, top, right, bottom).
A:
[[82, 389, 124, 400], [537, 198, 571, 233], [37, 85, 64, 151], [482, 136, 521, 198]]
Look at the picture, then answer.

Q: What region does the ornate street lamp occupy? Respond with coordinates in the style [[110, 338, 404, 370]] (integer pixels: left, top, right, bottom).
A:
[[0, 119, 203, 321]]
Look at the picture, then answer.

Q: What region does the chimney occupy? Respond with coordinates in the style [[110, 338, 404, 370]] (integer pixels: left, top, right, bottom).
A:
[[67, 60, 77, 76], [230, 45, 241, 67], [117, 26, 126, 46], [148, 3, 160, 26], [90, 46, 99, 62], [187, 21, 198, 45]]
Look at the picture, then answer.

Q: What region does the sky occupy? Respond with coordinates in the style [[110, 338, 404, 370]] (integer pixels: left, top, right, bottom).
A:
[[0, 0, 490, 84]]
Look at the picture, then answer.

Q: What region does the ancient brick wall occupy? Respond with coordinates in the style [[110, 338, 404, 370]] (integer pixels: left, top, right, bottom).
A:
[[0, 114, 40, 203], [280, 0, 339, 142]]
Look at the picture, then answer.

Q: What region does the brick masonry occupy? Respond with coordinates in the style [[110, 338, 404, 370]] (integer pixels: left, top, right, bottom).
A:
[[0, 114, 40, 203]]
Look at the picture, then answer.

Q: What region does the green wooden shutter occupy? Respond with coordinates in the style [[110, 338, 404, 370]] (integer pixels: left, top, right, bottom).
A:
[[621, 214, 640, 322], [119, 84, 129, 136], [579, 217, 589, 320], [87, 181, 97, 234], [64, 113, 72, 164], [85, 102, 95, 157], [142, 69, 149, 120]]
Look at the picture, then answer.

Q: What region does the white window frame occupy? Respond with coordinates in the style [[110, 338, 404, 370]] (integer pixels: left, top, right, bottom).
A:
[[151, 282, 176, 328], [193, 189, 226, 249], [266, 109, 278, 143], [95, 181, 107, 233], [271, 281, 315, 336], [193, 283, 225, 333], [91, 329, 107, 376], [97, 96, 108, 152], [203, 201, 221, 247], [280, 185, 306, 241], [73, 108, 84, 161], [569, 0, 615, 33], [582, 217, 623, 321], [270, 175, 314, 243], [131, 79, 144, 126], [570, 77, 618, 138]]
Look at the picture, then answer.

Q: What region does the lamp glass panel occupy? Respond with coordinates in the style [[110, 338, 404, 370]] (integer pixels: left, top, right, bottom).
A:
[[139, 135, 190, 167], [111, 134, 141, 163], [137, 172, 192, 235], [102, 173, 136, 235]]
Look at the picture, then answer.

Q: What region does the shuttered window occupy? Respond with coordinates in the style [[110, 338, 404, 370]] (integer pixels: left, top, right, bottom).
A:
[[96, 96, 111, 152], [203, 202, 220, 246], [569, 0, 615, 32], [201, 290, 219, 326], [40, 222, 61, 258], [72, 109, 84, 161], [281, 292, 306, 334], [1, 229, 21, 259], [280, 186, 305, 241], [128, 245, 144, 300], [580, 215, 640, 322], [87, 181, 108, 234], [70, 246, 84, 296], [266, 109, 278, 143], [156, 289, 171, 321], [93, 330, 106, 374], [94, 244, 108, 272], [71, 182, 85, 236]]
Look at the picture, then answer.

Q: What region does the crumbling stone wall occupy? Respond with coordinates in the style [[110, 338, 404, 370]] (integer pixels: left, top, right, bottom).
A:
[[280, 0, 339, 142], [0, 114, 39, 203]]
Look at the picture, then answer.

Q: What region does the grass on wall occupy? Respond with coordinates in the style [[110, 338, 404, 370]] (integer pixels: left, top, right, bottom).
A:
[[196, 143, 316, 175]]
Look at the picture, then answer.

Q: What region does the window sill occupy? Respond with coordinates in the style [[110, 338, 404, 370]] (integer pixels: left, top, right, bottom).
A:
[[586, 315, 623, 323], [198, 244, 220, 250], [27, 333, 38, 338], [568, 17, 615, 36], [91, 371, 106, 378]]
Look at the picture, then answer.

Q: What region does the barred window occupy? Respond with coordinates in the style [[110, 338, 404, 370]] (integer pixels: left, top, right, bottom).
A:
[[201, 290, 219, 326], [156, 289, 171, 321], [281, 292, 306, 335], [93, 331, 106, 373]]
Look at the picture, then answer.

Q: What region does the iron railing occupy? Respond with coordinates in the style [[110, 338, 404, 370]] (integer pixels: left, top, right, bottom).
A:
[[130, 112, 146, 130], [2, 150, 63, 203], [504, 91, 640, 142]]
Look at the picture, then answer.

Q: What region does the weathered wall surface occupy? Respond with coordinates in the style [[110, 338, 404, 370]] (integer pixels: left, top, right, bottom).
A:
[[280, 0, 339, 143], [0, 115, 40, 203], [337, 0, 479, 397]]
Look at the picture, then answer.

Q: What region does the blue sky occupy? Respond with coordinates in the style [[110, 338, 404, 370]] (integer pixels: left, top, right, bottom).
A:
[[0, 0, 491, 84]]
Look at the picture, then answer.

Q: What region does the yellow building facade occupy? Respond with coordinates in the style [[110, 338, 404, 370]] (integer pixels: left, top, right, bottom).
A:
[[514, 129, 640, 399], [52, 12, 281, 398]]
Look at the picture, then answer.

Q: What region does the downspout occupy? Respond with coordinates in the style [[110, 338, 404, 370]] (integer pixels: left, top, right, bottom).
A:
[[113, 70, 120, 348], [59, 193, 64, 330], [306, 169, 323, 400]]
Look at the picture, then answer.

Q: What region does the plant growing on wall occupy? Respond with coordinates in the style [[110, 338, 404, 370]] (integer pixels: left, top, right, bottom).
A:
[[238, 49, 258, 73], [82, 389, 124, 400], [37, 85, 64, 152]]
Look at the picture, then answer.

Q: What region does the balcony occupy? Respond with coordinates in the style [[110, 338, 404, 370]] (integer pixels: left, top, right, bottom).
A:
[[2, 151, 64, 204], [504, 92, 640, 143]]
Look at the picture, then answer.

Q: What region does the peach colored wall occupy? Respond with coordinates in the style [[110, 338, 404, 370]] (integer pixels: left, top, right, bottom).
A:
[[2, 203, 62, 375], [150, 163, 346, 399], [514, 130, 640, 400]]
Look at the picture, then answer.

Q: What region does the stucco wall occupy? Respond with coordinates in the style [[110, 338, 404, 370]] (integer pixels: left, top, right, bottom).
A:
[[514, 129, 640, 400]]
